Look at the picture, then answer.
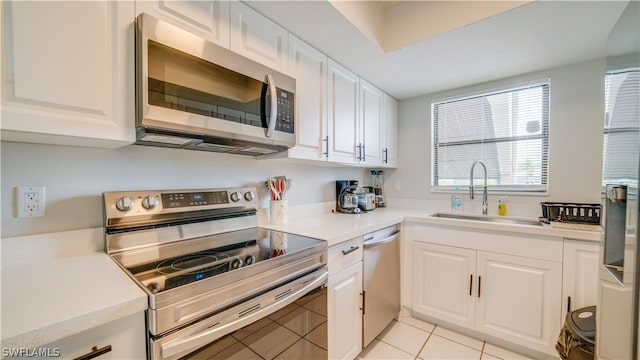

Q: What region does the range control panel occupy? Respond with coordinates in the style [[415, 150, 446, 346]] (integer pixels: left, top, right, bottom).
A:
[[275, 88, 294, 134], [161, 191, 231, 208], [103, 187, 258, 220]]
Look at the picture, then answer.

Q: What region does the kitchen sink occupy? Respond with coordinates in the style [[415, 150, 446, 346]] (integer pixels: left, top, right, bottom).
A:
[[430, 212, 543, 226]]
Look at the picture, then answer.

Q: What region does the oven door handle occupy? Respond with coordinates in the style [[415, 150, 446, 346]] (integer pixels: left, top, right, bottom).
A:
[[159, 270, 327, 360]]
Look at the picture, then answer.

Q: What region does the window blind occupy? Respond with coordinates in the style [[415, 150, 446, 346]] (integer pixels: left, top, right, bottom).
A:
[[603, 68, 640, 188], [432, 82, 550, 192]]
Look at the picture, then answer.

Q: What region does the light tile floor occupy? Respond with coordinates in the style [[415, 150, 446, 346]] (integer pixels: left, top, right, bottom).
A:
[[358, 312, 536, 360]]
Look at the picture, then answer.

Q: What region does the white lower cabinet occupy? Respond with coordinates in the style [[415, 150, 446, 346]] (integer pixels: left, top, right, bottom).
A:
[[411, 225, 563, 356], [475, 251, 562, 353], [42, 312, 146, 359], [562, 239, 599, 316], [412, 242, 476, 329], [327, 237, 363, 360]]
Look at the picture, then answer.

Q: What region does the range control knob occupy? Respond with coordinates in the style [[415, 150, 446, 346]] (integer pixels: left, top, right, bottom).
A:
[[142, 195, 158, 209], [230, 191, 242, 202], [244, 255, 255, 265], [147, 282, 162, 294], [244, 191, 255, 201], [229, 258, 244, 270], [116, 196, 134, 211]]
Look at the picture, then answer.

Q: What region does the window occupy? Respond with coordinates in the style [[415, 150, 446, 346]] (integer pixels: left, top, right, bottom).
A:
[[602, 68, 639, 189], [432, 81, 550, 192]]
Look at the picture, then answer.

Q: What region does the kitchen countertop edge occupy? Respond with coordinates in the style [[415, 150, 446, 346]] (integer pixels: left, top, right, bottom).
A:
[[1, 252, 148, 349], [260, 207, 602, 244], [1, 292, 147, 350]]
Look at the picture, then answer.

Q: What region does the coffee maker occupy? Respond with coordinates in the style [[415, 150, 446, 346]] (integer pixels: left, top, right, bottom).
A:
[[336, 180, 361, 214]]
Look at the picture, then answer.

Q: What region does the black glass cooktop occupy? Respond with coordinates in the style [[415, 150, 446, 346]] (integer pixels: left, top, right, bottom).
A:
[[126, 228, 324, 293]]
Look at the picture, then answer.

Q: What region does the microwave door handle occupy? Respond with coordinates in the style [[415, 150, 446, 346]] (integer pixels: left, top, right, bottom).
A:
[[264, 74, 278, 138]]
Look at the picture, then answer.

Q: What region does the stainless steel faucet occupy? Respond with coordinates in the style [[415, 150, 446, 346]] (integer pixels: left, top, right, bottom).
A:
[[469, 160, 488, 215]]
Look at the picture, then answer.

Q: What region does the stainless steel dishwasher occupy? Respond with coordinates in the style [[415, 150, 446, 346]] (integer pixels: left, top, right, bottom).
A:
[[363, 224, 401, 347]]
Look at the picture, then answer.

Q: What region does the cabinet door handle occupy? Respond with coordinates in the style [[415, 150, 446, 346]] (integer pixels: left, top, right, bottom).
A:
[[361, 290, 366, 315], [384, 148, 388, 163], [362, 143, 366, 162], [323, 136, 329, 158], [341, 246, 359, 255], [73, 345, 112, 360], [567, 296, 572, 312], [469, 275, 473, 296], [477, 276, 482, 298]]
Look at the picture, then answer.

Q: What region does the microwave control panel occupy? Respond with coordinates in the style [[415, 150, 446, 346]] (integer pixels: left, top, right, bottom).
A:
[[275, 89, 295, 134]]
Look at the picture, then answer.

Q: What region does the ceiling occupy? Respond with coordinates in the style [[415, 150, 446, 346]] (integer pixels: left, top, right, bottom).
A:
[[245, 1, 631, 100]]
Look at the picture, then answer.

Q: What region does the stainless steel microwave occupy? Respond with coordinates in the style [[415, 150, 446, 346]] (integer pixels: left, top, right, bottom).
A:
[[135, 13, 296, 155]]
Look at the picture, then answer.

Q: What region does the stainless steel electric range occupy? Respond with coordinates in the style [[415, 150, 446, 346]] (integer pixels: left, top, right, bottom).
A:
[[103, 187, 328, 360]]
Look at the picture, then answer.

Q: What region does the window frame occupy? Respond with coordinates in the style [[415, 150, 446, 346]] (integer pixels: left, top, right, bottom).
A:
[[430, 78, 551, 194]]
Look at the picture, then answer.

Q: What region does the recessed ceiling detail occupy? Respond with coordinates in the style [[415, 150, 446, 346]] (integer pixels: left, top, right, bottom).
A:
[[329, 1, 532, 52], [246, 1, 631, 99]]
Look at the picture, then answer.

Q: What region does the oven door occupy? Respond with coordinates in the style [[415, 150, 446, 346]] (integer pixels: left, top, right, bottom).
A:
[[150, 268, 327, 360]]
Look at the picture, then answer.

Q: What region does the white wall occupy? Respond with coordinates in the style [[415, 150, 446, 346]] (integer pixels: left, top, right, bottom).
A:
[[0, 59, 607, 236], [387, 59, 606, 217], [0, 142, 368, 238]]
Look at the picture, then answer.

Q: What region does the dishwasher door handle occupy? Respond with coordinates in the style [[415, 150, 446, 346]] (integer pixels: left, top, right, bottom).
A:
[[363, 231, 400, 249]]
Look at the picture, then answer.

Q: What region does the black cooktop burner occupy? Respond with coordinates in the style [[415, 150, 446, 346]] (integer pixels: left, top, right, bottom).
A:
[[157, 253, 230, 275]]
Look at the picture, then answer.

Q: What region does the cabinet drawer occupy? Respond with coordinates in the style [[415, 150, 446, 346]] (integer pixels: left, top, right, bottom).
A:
[[43, 312, 146, 359], [328, 237, 363, 274]]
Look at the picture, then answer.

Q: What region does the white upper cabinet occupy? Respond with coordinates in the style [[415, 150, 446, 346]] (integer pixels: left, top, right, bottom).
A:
[[285, 35, 328, 161], [261, 40, 398, 167], [326, 64, 389, 167], [0, 0, 398, 163], [1, 0, 135, 147], [135, 0, 230, 48], [230, 2, 289, 74], [327, 59, 360, 164], [359, 79, 383, 166], [382, 94, 399, 167]]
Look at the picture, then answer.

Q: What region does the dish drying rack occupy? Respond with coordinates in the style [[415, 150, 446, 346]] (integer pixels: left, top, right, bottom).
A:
[[539, 202, 602, 231]]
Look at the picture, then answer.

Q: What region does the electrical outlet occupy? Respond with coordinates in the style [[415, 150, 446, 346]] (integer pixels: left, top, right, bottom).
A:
[[17, 186, 46, 217], [394, 180, 402, 192]]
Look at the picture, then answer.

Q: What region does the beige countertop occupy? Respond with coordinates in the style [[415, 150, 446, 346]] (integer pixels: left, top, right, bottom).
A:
[[260, 205, 603, 245], [0, 229, 147, 349]]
